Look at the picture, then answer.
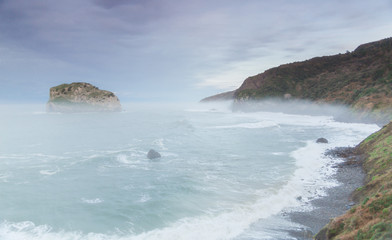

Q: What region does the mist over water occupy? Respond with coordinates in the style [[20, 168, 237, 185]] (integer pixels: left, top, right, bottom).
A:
[[0, 102, 379, 240], [232, 98, 390, 125]]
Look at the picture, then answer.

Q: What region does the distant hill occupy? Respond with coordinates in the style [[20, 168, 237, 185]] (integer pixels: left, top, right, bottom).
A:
[[200, 90, 235, 102], [203, 37, 392, 113]]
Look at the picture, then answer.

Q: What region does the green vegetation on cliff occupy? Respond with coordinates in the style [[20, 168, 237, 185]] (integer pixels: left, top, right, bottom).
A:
[[234, 38, 392, 113], [316, 122, 392, 240]]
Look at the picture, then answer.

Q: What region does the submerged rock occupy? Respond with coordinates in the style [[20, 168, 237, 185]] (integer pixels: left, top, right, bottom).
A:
[[46, 82, 121, 113], [147, 149, 161, 160], [316, 138, 328, 144]]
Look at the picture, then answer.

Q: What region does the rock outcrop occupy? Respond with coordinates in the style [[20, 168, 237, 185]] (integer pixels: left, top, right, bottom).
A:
[[46, 82, 121, 113]]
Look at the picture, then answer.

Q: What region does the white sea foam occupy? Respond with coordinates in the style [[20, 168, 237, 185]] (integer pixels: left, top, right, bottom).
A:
[[152, 138, 168, 150], [0, 172, 12, 182], [39, 165, 60, 175], [81, 198, 103, 204], [115, 154, 144, 166], [39, 168, 60, 176], [138, 194, 151, 203], [0, 104, 380, 240], [116, 154, 130, 164], [271, 152, 285, 156], [214, 121, 278, 129], [0, 140, 348, 240]]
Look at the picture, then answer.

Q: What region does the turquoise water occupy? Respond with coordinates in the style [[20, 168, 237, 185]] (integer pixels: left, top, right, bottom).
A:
[[0, 103, 379, 239]]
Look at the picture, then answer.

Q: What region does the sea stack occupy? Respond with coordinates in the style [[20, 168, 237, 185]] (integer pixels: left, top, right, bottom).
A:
[[46, 82, 122, 113]]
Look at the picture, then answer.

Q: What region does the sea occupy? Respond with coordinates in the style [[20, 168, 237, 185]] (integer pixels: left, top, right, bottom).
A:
[[0, 102, 380, 240]]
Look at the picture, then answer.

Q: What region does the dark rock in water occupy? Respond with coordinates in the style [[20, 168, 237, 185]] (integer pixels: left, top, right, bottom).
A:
[[147, 149, 161, 159], [316, 138, 328, 144]]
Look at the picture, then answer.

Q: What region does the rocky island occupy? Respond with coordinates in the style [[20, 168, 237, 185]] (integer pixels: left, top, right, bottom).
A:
[[46, 82, 122, 113]]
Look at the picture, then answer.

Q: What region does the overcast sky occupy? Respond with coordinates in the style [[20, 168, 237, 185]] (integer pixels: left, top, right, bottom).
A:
[[0, 0, 391, 103]]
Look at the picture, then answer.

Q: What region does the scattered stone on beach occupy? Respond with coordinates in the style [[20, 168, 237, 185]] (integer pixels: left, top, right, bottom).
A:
[[147, 149, 161, 160], [325, 147, 364, 167], [345, 202, 356, 210], [316, 138, 328, 144], [325, 147, 355, 158]]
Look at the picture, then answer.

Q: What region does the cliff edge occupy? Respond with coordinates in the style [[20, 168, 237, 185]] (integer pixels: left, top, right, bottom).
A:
[[46, 82, 122, 113]]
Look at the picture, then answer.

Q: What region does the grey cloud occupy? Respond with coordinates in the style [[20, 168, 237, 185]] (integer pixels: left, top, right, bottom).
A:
[[94, 0, 133, 9], [0, 0, 392, 102], [0, 0, 160, 66]]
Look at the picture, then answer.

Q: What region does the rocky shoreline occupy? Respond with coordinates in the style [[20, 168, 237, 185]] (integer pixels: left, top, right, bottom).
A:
[[287, 147, 366, 239]]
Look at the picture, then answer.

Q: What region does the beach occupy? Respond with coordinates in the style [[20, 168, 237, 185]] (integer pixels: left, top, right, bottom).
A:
[[287, 147, 365, 239]]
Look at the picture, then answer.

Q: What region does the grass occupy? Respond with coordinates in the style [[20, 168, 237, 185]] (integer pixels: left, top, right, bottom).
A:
[[317, 121, 392, 240], [49, 96, 72, 103], [52, 83, 70, 91], [356, 222, 392, 240], [368, 194, 392, 214]]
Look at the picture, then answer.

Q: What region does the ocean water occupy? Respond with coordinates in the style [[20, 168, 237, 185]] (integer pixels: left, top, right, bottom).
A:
[[0, 102, 380, 240]]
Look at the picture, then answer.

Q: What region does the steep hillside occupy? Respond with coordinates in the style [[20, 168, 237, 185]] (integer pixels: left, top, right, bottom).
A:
[[234, 38, 392, 112], [315, 121, 392, 240], [203, 38, 392, 117]]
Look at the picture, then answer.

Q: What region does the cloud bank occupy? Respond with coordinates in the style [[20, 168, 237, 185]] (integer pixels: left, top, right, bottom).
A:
[[0, 0, 391, 102]]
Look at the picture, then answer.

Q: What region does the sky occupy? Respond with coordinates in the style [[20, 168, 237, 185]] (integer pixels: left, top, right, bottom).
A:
[[0, 0, 391, 103]]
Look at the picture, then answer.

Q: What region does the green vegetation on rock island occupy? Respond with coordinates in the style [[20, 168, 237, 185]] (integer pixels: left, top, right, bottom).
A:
[[46, 82, 121, 113]]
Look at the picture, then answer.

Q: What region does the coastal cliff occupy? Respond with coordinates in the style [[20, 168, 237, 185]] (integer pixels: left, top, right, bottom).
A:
[[46, 82, 122, 113], [315, 121, 392, 239], [203, 37, 392, 116], [201, 38, 392, 239]]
